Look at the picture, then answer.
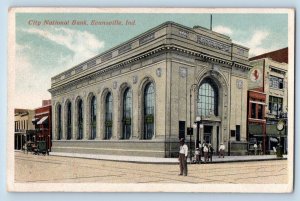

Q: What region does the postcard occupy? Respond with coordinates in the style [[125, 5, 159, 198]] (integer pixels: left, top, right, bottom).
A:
[[7, 7, 295, 192]]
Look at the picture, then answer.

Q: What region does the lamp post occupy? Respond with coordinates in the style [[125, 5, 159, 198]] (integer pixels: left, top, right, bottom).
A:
[[194, 116, 202, 148], [189, 84, 198, 163]]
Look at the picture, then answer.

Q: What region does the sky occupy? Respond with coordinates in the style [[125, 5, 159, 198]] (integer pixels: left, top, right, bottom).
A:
[[15, 13, 288, 109]]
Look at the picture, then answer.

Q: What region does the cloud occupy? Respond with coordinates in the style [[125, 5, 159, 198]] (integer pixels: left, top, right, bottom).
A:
[[213, 25, 233, 36], [20, 27, 105, 67], [235, 30, 281, 57], [15, 28, 105, 109]]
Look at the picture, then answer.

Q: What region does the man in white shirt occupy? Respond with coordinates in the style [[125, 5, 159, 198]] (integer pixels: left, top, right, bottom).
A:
[[219, 143, 225, 158], [178, 138, 188, 176]]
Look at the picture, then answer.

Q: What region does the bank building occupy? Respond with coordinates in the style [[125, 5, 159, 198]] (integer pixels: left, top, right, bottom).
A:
[[49, 21, 251, 158]]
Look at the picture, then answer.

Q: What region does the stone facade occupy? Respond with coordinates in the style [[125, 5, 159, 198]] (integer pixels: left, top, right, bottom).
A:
[[49, 21, 251, 157]]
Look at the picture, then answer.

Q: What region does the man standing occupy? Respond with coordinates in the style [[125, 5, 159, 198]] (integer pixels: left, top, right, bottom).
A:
[[178, 138, 188, 176], [219, 143, 225, 158]]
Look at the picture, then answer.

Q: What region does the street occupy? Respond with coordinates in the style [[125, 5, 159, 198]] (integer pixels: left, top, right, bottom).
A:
[[15, 152, 288, 184]]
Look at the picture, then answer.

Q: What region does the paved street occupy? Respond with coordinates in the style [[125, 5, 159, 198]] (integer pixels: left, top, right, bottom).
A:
[[15, 152, 288, 184]]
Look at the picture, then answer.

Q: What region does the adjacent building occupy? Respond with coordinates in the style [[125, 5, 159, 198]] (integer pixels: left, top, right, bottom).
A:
[[248, 48, 288, 154], [49, 21, 251, 157], [14, 109, 35, 150], [33, 100, 52, 152]]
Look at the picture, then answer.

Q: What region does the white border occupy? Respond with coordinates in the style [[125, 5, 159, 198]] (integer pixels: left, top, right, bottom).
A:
[[7, 7, 295, 192]]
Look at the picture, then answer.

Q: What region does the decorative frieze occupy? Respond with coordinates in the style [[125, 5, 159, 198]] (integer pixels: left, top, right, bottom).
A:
[[179, 30, 189, 38], [197, 35, 231, 53], [87, 59, 97, 68], [118, 43, 132, 55], [101, 52, 112, 63], [139, 33, 155, 45]]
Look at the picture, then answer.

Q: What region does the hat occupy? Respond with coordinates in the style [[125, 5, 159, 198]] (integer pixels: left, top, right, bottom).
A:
[[179, 138, 185, 142]]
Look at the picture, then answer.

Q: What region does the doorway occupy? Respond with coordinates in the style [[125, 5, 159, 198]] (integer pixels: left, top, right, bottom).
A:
[[203, 126, 213, 144]]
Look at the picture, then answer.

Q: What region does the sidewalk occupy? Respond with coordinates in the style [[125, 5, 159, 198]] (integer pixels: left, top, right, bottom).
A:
[[50, 152, 287, 164]]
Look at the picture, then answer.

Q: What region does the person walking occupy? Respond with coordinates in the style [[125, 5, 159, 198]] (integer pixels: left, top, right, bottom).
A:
[[203, 143, 209, 163], [219, 143, 225, 158], [199, 141, 203, 162], [208, 144, 214, 162], [178, 138, 188, 176], [253, 143, 258, 155], [195, 148, 200, 164]]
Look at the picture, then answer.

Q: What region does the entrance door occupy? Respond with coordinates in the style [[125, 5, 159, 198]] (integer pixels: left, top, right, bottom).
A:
[[203, 126, 213, 144]]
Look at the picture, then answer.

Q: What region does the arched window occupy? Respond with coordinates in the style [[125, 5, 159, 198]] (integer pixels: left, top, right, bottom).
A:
[[57, 104, 62, 140], [90, 96, 96, 139], [197, 78, 218, 116], [67, 102, 72, 140], [105, 92, 112, 139], [77, 99, 83, 140], [122, 88, 132, 139], [144, 82, 155, 139]]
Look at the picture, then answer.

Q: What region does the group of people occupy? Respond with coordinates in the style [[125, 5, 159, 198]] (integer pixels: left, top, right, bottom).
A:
[[178, 138, 226, 176], [195, 142, 226, 163]]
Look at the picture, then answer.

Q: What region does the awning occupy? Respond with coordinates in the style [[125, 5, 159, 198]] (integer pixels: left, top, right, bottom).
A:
[[37, 116, 48, 125], [32, 118, 38, 123], [270, 137, 278, 143]]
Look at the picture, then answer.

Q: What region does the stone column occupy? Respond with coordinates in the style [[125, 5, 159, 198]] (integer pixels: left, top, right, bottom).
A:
[[52, 103, 56, 140], [112, 91, 121, 139], [72, 100, 76, 140], [96, 96, 101, 139], [132, 86, 139, 139], [83, 99, 88, 140], [61, 103, 66, 140]]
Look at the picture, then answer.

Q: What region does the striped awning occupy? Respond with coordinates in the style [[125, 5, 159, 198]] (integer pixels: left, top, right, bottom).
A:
[[37, 116, 48, 125]]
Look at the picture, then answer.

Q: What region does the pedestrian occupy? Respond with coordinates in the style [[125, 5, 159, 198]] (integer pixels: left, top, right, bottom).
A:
[[195, 148, 200, 164], [253, 143, 258, 155], [219, 143, 225, 158], [199, 141, 203, 162], [258, 142, 262, 155], [178, 138, 188, 176], [203, 143, 209, 163], [208, 144, 214, 162]]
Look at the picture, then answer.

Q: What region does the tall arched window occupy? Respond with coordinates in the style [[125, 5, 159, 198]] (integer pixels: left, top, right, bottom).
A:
[[122, 88, 132, 139], [67, 102, 72, 140], [90, 96, 96, 139], [105, 92, 112, 139], [77, 99, 83, 140], [57, 104, 62, 140], [144, 82, 155, 139], [197, 78, 218, 116]]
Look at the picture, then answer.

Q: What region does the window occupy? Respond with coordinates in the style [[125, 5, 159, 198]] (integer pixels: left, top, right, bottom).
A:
[[269, 76, 284, 89], [197, 78, 218, 116], [57, 104, 62, 140], [144, 82, 155, 139], [258, 104, 263, 119], [236, 125, 240, 141], [251, 103, 256, 118], [67, 102, 72, 140], [231, 130, 235, 137], [269, 96, 283, 116], [77, 99, 83, 140], [105, 93, 112, 139], [90, 96, 96, 140], [122, 88, 132, 139]]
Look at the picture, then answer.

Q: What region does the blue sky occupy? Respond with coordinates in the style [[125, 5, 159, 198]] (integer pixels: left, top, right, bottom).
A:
[[15, 13, 288, 109]]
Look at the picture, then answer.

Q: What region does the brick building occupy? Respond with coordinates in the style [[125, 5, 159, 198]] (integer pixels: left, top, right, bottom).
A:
[[34, 100, 52, 152], [248, 48, 288, 154]]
